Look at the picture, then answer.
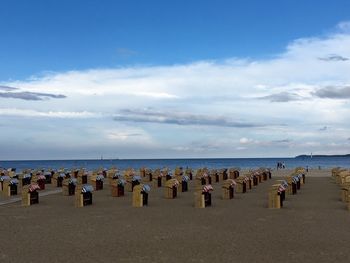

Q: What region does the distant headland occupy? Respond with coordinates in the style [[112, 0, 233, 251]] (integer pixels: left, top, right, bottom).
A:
[[295, 154, 350, 158]]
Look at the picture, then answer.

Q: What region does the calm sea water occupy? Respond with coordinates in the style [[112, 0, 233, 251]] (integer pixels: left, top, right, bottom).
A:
[[1, 157, 349, 172]]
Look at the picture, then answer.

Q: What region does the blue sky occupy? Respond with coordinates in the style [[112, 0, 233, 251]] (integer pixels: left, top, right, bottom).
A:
[[2, 0, 350, 80], [1, 1, 350, 159]]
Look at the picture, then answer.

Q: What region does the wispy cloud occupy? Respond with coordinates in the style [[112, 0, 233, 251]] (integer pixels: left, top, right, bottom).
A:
[[272, 139, 292, 144], [114, 108, 267, 128], [0, 91, 66, 101], [258, 91, 303, 102], [239, 137, 292, 146], [107, 132, 142, 140], [0, 85, 17, 91], [0, 108, 98, 118], [318, 54, 349, 62], [172, 140, 223, 153]]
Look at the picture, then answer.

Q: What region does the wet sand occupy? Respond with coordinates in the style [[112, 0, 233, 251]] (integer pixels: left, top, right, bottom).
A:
[[1, 168, 349, 263]]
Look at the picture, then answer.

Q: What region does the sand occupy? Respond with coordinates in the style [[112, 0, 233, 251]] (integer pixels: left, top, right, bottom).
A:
[[0, 168, 349, 263]]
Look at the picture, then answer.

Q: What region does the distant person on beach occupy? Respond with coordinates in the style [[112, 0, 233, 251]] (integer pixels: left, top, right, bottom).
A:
[[277, 162, 282, 169], [282, 162, 285, 169]]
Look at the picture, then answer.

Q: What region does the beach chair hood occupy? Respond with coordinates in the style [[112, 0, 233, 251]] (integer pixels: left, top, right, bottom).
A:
[[203, 185, 213, 192], [28, 183, 40, 192], [81, 184, 94, 193], [142, 184, 151, 193]]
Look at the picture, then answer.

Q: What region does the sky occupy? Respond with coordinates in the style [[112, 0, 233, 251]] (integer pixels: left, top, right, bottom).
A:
[[1, 0, 350, 160]]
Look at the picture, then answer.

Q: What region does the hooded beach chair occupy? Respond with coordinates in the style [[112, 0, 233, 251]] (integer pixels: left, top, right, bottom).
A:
[[164, 178, 179, 199], [0, 175, 11, 192], [218, 168, 228, 181], [131, 175, 142, 191], [35, 173, 46, 190], [132, 184, 151, 207], [22, 183, 40, 206], [195, 184, 213, 208], [52, 172, 65, 187], [222, 179, 236, 200], [144, 168, 153, 182], [18, 173, 32, 189], [3, 178, 19, 197], [152, 169, 163, 188], [75, 184, 94, 207], [124, 168, 136, 191], [44, 171, 53, 184], [228, 168, 240, 179], [211, 169, 219, 183], [185, 167, 193, 180], [268, 181, 287, 209], [235, 177, 248, 193], [93, 174, 104, 191], [179, 175, 190, 192], [63, 178, 77, 196], [111, 178, 125, 197]]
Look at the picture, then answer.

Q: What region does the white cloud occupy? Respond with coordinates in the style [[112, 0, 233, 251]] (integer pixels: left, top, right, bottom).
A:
[[239, 137, 253, 144], [105, 127, 153, 144]]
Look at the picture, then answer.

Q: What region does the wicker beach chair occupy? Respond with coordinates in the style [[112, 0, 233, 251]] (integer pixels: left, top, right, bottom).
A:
[[2, 178, 19, 197], [222, 179, 236, 200], [111, 178, 125, 197], [132, 184, 150, 207], [268, 181, 287, 209], [164, 178, 179, 199], [63, 178, 77, 196], [75, 184, 94, 207], [194, 184, 213, 208], [22, 183, 40, 206]]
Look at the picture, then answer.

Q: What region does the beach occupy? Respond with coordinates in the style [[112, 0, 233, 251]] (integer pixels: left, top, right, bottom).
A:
[[1, 168, 349, 263]]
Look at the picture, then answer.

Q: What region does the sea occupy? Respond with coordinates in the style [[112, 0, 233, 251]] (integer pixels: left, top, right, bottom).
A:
[[1, 156, 349, 172]]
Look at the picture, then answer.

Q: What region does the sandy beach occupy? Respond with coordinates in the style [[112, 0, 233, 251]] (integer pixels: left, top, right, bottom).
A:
[[1, 168, 349, 263]]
